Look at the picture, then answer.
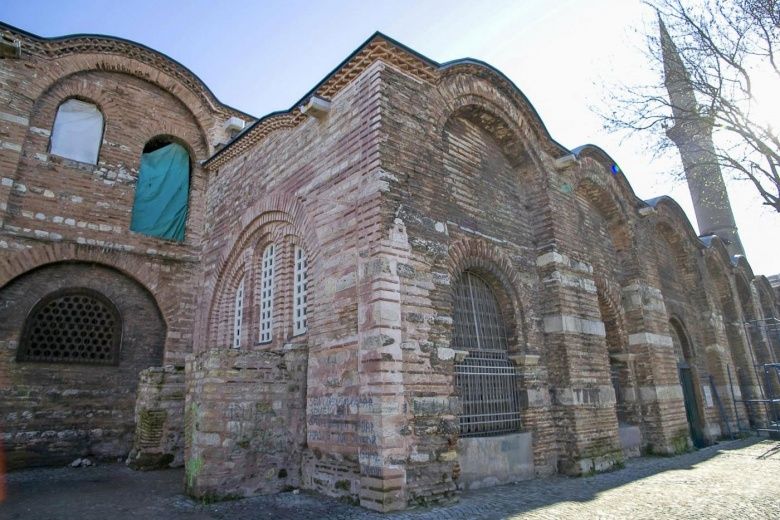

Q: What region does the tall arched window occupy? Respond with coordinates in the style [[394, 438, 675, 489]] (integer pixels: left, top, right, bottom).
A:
[[49, 99, 104, 164], [17, 288, 121, 365], [259, 244, 276, 343], [130, 137, 191, 242], [233, 277, 245, 349], [452, 271, 521, 437], [293, 246, 308, 336]]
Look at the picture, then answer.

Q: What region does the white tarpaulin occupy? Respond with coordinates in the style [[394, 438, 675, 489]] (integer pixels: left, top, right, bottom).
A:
[[49, 99, 104, 164]]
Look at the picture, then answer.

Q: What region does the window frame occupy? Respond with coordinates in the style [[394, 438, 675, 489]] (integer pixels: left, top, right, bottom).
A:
[[48, 98, 105, 165], [233, 276, 245, 349], [293, 245, 308, 336], [452, 270, 522, 438], [258, 244, 276, 344]]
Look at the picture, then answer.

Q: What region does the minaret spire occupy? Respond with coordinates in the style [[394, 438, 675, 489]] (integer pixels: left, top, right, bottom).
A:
[[659, 14, 745, 256]]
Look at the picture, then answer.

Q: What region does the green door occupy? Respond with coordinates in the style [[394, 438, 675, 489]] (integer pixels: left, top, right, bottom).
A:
[[679, 366, 706, 448]]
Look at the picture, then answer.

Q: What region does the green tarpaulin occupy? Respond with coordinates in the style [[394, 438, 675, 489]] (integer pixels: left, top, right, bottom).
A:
[[130, 143, 190, 242]]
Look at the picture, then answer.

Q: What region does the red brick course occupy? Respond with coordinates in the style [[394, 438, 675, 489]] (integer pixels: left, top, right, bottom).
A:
[[1, 25, 778, 512]]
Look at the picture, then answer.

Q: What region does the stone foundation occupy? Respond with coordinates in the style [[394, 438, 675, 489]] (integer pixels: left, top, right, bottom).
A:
[[184, 346, 307, 499], [127, 366, 186, 470], [457, 432, 534, 490], [619, 425, 642, 458]]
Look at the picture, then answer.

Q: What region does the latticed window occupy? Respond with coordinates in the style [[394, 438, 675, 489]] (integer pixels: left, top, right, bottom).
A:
[[452, 271, 521, 437], [233, 277, 245, 348], [18, 288, 121, 365], [293, 246, 308, 336], [259, 244, 275, 343]]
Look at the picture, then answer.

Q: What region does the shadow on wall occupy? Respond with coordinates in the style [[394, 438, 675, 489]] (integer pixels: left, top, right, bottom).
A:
[[0, 262, 166, 469]]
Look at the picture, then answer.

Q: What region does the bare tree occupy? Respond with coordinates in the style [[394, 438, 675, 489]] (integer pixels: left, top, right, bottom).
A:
[[601, 0, 780, 212]]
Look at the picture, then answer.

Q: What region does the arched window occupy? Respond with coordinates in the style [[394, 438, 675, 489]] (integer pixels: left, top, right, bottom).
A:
[[49, 99, 104, 164], [130, 137, 191, 242], [452, 271, 521, 437], [259, 244, 276, 343], [293, 246, 308, 336], [233, 276, 245, 349], [17, 288, 121, 365]]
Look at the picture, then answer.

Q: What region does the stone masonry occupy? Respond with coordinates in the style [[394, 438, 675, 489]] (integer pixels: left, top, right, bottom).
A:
[[0, 22, 778, 513]]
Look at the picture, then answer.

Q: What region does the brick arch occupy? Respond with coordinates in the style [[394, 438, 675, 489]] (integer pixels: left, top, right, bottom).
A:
[[205, 198, 320, 347], [650, 197, 704, 249], [594, 275, 628, 354], [435, 90, 546, 249], [703, 248, 762, 424], [437, 94, 533, 168], [755, 277, 778, 320], [734, 270, 758, 320], [446, 237, 528, 348], [436, 63, 563, 159], [734, 269, 775, 371], [25, 53, 223, 148], [703, 247, 739, 322], [655, 221, 698, 277], [0, 242, 172, 328], [211, 253, 248, 349], [574, 174, 640, 283], [668, 315, 696, 362], [214, 194, 321, 281], [29, 69, 209, 159], [654, 219, 707, 302]]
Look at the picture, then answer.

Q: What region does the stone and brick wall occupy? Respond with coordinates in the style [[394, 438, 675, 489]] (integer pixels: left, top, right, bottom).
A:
[[0, 25, 250, 469], [0, 262, 165, 468], [184, 347, 307, 499], [127, 365, 186, 470], [2, 25, 779, 514], [193, 60, 387, 508]]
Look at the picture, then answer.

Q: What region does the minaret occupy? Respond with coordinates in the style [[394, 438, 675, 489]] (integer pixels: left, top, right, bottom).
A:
[[659, 15, 745, 256]]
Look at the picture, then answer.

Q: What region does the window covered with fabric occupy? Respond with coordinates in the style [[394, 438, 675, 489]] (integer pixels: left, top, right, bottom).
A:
[[233, 277, 245, 349], [130, 140, 190, 242], [17, 288, 121, 365], [49, 99, 104, 164], [293, 246, 308, 336], [452, 271, 521, 437], [259, 245, 275, 343]]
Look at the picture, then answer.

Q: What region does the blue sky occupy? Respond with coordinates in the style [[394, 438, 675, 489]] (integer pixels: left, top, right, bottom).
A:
[[2, 0, 778, 274]]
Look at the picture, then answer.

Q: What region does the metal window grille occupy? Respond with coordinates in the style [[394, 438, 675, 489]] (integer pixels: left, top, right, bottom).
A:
[[293, 246, 308, 336], [18, 288, 121, 365], [452, 271, 522, 437], [259, 244, 275, 343], [233, 276, 244, 348]]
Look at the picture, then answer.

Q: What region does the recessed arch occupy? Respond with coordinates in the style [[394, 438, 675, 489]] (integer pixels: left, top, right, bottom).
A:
[[450, 268, 522, 437], [574, 176, 640, 284], [445, 237, 529, 349], [0, 261, 167, 467], [205, 208, 318, 349]]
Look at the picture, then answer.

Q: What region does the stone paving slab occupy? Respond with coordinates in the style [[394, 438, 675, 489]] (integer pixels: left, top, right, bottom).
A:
[[4, 438, 779, 519]]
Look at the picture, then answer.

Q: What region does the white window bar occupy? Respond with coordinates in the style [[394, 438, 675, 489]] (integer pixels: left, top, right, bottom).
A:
[[259, 244, 275, 343], [452, 271, 522, 437], [233, 276, 245, 349], [293, 246, 308, 336]]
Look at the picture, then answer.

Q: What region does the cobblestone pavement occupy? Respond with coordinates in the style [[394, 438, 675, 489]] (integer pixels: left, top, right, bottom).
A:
[[4, 438, 779, 519]]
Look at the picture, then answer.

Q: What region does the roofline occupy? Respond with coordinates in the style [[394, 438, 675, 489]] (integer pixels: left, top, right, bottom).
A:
[[205, 31, 435, 166], [0, 21, 257, 121], [205, 30, 571, 167]]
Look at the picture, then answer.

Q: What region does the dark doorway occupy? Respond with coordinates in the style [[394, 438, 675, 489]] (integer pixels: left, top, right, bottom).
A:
[[678, 363, 706, 448]]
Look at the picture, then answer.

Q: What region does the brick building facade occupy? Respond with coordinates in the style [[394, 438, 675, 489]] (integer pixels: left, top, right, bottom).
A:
[[1, 23, 777, 511]]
